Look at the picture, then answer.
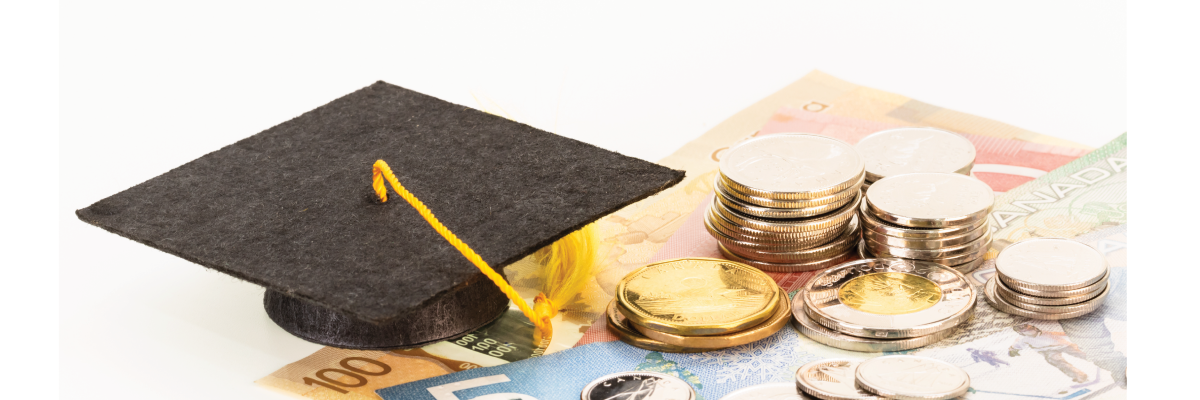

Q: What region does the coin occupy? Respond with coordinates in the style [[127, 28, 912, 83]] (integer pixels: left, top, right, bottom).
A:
[[581, 371, 696, 400], [718, 175, 862, 210], [983, 277, 1107, 320], [720, 243, 858, 273], [854, 356, 970, 400], [993, 276, 1105, 306], [803, 259, 975, 339], [791, 299, 957, 353], [719, 134, 865, 199], [706, 205, 847, 243], [718, 216, 860, 264], [949, 255, 984, 274], [862, 219, 987, 250], [617, 258, 780, 336], [713, 190, 861, 233], [863, 231, 991, 260], [859, 201, 987, 239], [705, 217, 832, 252], [716, 183, 858, 219], [634, 288, 791, 348], [865, 173, 993, 228], [857, 239, 872, 259], [794, 358, 880, 400], [990, 278, 1109, 314], [720, 382, 811, 400], [605, 300, 708, 353], [998, 268, 1110, 298], [856, 128, 976, 182], [995, 238, 1109, 292], [864, 236, 989, 267]]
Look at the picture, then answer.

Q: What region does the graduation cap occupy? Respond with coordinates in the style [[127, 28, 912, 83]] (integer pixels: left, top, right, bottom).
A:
[[77, 82, 685, 349]]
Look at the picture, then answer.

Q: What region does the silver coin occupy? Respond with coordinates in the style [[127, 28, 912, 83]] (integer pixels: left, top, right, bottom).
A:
[[949, 256, 984, 274], [716, 182, 858, 219], [857, 239, 872, 259], [705, 217, 832, 252], [719, 216, 860, 263], [1000, 268, 1110, 298], [720, 382, 812, 400], [720, 243, 858, 273], [983, 277, 1106, 320], [580, 371, 695, 400], [794, 358, 880, 400], [863, 231, 991, 260], [712, 190, 861, 233], [718, 175, 862, 210], [865, 173, 993, 228], [854, 356, 970, 400], [791, 299, 958, 353], [993, 276, 1106, 306], [719, 134, 865, 200], [706, 205, 848, 244], [993, 279, 1109, 314], [862, 219, 987, 250], [995, 237, 1108, 292], [856, 128, 976, 182], [859, 201, 986, 239], [803, 259, 975, 339], [864, 236, 989, 267]]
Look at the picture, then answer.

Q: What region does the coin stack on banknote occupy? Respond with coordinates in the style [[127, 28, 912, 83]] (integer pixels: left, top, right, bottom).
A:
[[606, 258, 791, 352], [859, 172, 993, 274], [792, 258, 976, 352], [704, 133, 865, 272], [984, 237, 1111, 320], [854, 127, 976, 192]]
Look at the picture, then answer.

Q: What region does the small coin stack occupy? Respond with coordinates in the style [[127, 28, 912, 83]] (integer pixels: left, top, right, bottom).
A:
[[792, 259, 976, 352], [795, 356, 970, 400], [855, 127, 976, 192], [859, 172, 994, 274], [606, 258, 791, 353], [984, 238, 1111, 320], [704, 134, 865, 273]]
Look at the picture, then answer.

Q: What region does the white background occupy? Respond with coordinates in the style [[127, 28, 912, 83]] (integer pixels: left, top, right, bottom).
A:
[[16, 0, 1198, 398]]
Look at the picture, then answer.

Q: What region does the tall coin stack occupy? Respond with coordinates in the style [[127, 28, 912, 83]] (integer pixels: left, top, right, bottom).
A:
[[983, 238, 1111, 320], [860, 172, 993, 274], [854, 127, 976, 192], [704, 134, 865, 272]]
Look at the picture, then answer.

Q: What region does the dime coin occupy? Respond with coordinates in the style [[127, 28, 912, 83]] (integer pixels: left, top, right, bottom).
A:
[[791, 299, 957, 353], [864, 237, 989, 267], [713, 190, 861, 233], [720, 243, 858, 273], [865, 173, 993, 228], [859, 202, 986, 239], [854, 356, 970, 400], [718, 175, 862, 210], [581, 371, 695, 400], [706, 205, 846, 243], [856, 128, 976, 182], [716, 184, 857, 219], [606, 300, 707, 353], [794, 358, 881, 400], [995, 238, 1108, 292], [983, 277, 1106, 320], [862, 220, 987, 250], [720, 382, 811, 400], [863, 231, 991, 259], [719, 216, 860, 263], [719, 134, 865, 200], [803, 259, 975, 339], [634, 288, 791, 348], [617, 258, 780, 336]]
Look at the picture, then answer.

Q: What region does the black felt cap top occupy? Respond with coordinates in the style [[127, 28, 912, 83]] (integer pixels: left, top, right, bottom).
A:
[[78, 81, 684, 324]]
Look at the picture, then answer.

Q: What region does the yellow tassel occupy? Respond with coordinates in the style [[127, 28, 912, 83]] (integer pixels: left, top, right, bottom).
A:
[[530, 223, 600, 344]]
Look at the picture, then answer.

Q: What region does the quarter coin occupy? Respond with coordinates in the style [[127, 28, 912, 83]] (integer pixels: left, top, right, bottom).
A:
[[859, 201, 986, 239], [854, 356, 970, 400], [719, 133, 865, 200], [862, 220, 987, 250], [856, 128, 976, 182], [997, 268, 1110, 298], [865, 173, 993, 228], [864, 237, 989, 267], [794, 358, 880, 400], [717, 175, 862, 210], [581, 371, 695, 400], [617, 258, 780, 336], [718, 216, 860, 263], [995, 238, 1108, 292], [634, 288, 791, 348], [983, 277, 1106, 320], [716, 184, 857, 219], [706, 205, 846, 243], [863, 231, 990, 259], [712, 190, 861, 233]]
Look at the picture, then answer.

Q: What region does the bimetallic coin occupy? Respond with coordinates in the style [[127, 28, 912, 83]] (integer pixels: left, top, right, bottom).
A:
[[999, 268, 1109, 298], [712, 191, 861, 234], [803, 259, 976, 339], [720, 243, 858, 273], [581, 371, 695, 400], [856, 128, 976, 182], [718, 175, 862, 210], [983, 277, 1107, 320], [706, 204, 847, 243], [865, 236, 989, 267], [859, 201, 986, 239], [863, 231, 991, 259], [791, 299, 958, 353], [617, 258, 780, 336], [794, 358, 880, 400], [995, 238, 1109, 292], [606, 300, 707, 353], [854, 356, 970, 400], [862, 219, 987, 250], [719, 134, 865, 200], [634, 289, 791, 348], [719, 216, 860, 264], [720, 382, 811, 400], [716, 183, 858, 219], [865, 173, 993, 228]]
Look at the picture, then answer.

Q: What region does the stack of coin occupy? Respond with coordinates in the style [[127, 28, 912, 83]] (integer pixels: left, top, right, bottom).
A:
[[983, 237, 1111, 320], [855, 127, 976, 192], [793, 259, 975, 352], [795, 356, 970, 400], [606, 258, 791, 352], [704, 134, 865, 272], [859, 172, 993, 274]]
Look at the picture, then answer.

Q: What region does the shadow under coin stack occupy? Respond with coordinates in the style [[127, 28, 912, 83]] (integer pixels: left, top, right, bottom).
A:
[[792, 259, 976, 352], [860, 172, 993, 274], [605, 258, 791, 352], [855, 127, 977, 192], [984, 238, 1111, 320], [705, 134, 865, 272]]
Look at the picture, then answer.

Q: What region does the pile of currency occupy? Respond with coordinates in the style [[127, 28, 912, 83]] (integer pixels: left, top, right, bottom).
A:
[[792, 259, 976, 352], [704, 134, 865, 272], [984, 237, 1111, 320], [795, 355, 970, 400], [605, 258, 790, 352], [859, 172, 993, 274], [854, 127, 976, 192]]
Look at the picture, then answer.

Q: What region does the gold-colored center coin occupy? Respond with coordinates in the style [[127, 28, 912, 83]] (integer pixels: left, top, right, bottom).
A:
[[837, 272, 942, 315], [618, 258, 778, 335]]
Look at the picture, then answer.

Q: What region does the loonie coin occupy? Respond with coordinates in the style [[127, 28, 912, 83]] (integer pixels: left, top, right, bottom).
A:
[[803, 259, 975, 339], [706, 205, 847, 244], [856, 127, 976, 182], [862, 220, 987, 250], [617, 258, 780, 336], [634, 288, 791, 348], [859, 201, 987, 239], [605, 300, 707, 353], [983, 277, 1107, 320], [718, 175, 862, 210], [995, 238, 1109, 292], [863, 231, 991, 260], [791, 298, 957, 353], [719, 216, 860, 263], [864, 236, 989, 267], [713, 191, 861, 234], [720, 243, 858, 273], [719, 134, 865, 200], [794, 358, 881, 400], [865, 173, 993, 228], [854, 356, 970, 400], [996, 268, 1110, 298], [719, 382, 811, 400], [581, 371, 695, 400]]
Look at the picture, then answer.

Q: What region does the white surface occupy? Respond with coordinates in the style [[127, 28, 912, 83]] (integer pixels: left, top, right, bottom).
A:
[[59, 1, 1125, 399]]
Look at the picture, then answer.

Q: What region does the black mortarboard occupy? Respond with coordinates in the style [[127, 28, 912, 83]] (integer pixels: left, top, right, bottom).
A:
[[77, 82, 684, 349]]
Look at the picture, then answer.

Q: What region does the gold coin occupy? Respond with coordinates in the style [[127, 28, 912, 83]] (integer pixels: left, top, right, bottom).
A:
[[617, 258, 780, 336], [605, 300, 708, 353], [837, 272, 943, 315], [632, 287, 791, 348]]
